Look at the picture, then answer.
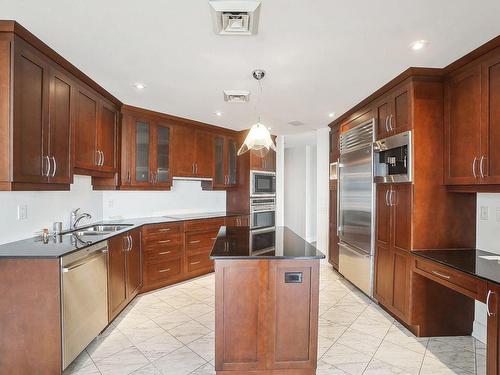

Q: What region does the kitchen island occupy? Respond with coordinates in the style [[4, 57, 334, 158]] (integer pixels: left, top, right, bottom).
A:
[[210, 226, 325, 375]]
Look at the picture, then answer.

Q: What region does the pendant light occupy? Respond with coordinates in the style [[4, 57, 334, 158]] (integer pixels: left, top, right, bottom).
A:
[[237, 69, 276, 156]]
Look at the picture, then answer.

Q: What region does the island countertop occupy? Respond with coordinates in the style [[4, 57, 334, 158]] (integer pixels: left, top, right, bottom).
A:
[[210, 226, 325, 259]]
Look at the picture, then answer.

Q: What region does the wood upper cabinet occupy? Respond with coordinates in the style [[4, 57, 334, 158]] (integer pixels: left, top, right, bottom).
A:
[[487, 283, 500, 375], [122, 115, 172, 189], [74, 88, 118, 176], [9, 39, 73, 189], [250, 149, 276, 172], [171, 127, 214, 178], [213, 135, 237, 188], [481, 51, 500, 184], [444, 64, 482, 185], [330, 125, 340, 162], [375, 82, 411, 140], [108, 228, 142, 321]]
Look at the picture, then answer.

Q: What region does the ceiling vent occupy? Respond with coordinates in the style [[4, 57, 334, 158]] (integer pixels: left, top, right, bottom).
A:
[[209, 1, 261, 35], [224, 90, 250, 103], [288, 121, 305, 127]]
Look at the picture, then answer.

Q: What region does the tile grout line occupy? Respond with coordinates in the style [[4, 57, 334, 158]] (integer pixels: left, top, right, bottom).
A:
[[360, 319, 392, 374]]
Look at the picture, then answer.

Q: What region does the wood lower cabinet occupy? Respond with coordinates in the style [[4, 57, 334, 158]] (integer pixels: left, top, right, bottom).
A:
[[328, 186, 339, 269], [487, 283, 500, 375], [108, 228, 142, 321], [215, 259, 319, 374], [374, 183, 412, 322]]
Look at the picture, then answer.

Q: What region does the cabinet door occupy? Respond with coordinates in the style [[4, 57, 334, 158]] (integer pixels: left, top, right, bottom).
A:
[[391, 248, 410, 320], [126, 230, 142, 300], [329, 186, 339, 269], [330, 126, 340, 161], [213, 135, 225, 187], [444, 65, 482, 184], [98, 102, 118, 172], [376, 184, 392, 247], [108, 234, 127, 321], [195, 131, 213, 177], [375, 99, 391, 140], [12, 43, 49, 183], [133, 121, 152, 185], [154, 124, 172, 187], [392, 184, 412, 252], [215, 260, 268, 372], [75, 89, 99, 171], [390, 84, 411, 135], [374, 244, 392, 306], [227, 137, 237, 186], [48, 70, 73, 184], [171, 126, 195, 177], [267, 260, 319, 370], [487, 283, 500, 375], [481, 53, 500, 184]]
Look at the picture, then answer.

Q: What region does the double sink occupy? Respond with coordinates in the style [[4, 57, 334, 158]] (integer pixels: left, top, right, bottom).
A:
[[63, 224, 133, 237]]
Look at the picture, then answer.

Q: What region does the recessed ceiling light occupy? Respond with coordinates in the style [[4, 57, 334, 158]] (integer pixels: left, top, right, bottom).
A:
[[328, 112, 335, 118], [409, 40, 428, 51], [134, 83, 146, 90], [215, 111, 223, 116]]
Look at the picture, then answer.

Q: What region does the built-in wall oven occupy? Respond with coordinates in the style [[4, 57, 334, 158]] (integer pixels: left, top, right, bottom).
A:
[[250, 197, 276, 229], [250, 227, 276, 256], [250, 170, 276, 197]]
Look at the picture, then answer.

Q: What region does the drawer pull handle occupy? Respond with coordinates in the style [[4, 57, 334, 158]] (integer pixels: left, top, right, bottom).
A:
[[189, 240, 201, 244], [157, 240, 171, 244], [432, 271, 451, 280], [190, 261, 202, 265], [158, 251, 172, 255], [158, 268, 171, 273], [211, 237, 217, 240], [158, 228, 172, 232]]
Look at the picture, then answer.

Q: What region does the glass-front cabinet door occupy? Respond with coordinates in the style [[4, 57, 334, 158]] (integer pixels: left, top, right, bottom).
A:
[[214, 136, 225, 187], [227, 137, 237, 186], [155, 125, 171, 187], [134, 121, 151, 184]]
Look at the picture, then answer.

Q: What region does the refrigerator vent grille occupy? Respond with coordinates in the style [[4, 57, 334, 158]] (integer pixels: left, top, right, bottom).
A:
[[340, 120, 374, 153]]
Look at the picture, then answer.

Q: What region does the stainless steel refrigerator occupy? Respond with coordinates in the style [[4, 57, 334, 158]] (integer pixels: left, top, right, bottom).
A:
[[337, 119, 375, 297]]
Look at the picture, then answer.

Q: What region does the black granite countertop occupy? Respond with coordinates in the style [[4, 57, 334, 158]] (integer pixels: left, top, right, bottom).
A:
[[210, 226, 325, 259], [0, 211, 248, 259], [413, 249, 500, 285]]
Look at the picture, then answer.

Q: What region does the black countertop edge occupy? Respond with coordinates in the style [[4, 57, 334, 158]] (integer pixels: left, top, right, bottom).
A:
[[210, 255, 325, 260], [0, 211, 249, 259], [413, 248, 500, 285]]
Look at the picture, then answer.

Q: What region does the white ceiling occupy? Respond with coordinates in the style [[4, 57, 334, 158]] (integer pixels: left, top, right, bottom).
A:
[[1, 0, 500, 135]]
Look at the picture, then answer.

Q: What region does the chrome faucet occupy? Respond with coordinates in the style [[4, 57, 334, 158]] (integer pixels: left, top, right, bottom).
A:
[[70, 208, 92, 230]]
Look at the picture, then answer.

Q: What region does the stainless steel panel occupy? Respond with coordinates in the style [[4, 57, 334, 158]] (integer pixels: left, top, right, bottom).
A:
[[62, 243, 109, 369], [338, 144, 373, 254], [340, 121, 374, 153], [338, 242, 373, 296]]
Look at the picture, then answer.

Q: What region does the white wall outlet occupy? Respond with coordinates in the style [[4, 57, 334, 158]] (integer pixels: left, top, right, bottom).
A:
[[480, 206, 489, 221], [17, 204, 27, 220], [496, 207, 500, 222], [108, 199, 114, 208]]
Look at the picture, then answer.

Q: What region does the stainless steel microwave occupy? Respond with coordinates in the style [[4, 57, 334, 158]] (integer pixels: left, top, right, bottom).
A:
[[373, 131, 412, 183], [250, 170, 276, 197]]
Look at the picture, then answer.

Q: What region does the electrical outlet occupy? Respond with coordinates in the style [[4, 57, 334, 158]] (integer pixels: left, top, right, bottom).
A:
[[480, 206, 489, 221], [108, 199, 114, 208], [17, 204, 27, 220], [496, 208, 500, 222]]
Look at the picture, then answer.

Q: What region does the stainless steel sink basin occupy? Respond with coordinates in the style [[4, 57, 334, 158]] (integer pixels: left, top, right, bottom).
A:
[[63, 224, 133, 236]]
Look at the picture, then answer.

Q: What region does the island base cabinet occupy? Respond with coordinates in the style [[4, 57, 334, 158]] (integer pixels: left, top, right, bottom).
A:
[[214, 259, 319, 375], [488, 283, 500, 375]]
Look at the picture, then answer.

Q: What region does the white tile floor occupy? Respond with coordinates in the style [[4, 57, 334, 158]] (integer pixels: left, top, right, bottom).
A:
[[64, 261, 486, 375]]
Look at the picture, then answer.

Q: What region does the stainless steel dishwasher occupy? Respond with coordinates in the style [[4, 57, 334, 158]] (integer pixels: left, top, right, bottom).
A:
[[61, 242, 109, 369]]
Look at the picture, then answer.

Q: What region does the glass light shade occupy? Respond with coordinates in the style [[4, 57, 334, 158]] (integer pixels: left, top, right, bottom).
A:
[[237, 122, 276, 156]]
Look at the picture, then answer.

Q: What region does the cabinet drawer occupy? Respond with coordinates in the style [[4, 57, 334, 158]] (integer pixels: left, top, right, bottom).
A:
[[144, 233, 183, 250], [145, 258, 183, 283], [186, 252, 213, 273], [186, 229, 219, 253], [185, 218, 225, 232], [144, 244, 184, 263], [413, 257, 487, 302], [143, 222, 183, 238]]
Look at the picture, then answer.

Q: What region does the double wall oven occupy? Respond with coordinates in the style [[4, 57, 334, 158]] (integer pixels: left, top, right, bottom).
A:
[[249, 170, 276, 249]]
